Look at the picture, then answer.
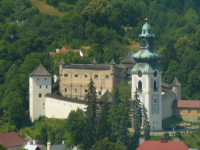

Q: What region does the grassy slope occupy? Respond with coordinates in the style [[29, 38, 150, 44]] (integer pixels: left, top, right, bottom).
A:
[[29, 0, 67, 17], [127, 38, 140, 52]]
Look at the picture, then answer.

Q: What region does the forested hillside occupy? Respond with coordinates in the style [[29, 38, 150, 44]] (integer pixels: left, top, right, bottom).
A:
[[0, 0, 199, 130]]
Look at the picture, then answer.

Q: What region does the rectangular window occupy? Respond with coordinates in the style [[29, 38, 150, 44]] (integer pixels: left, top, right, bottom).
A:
[[75, 74, 78, 77], [65, 88, 67, 92], [154, 97, 157, 104], [105, 75, 109, 79], [40, 85, 41, 88], [179, 109, 182, 114], [44, 78, 46, 80], [75, 89, 77, 93], [37, 78, 39, 80], [85, 75, 87, 78], [154, 107, 157, 114], [85, 89, 87, 93], [188, 110, 191, 114], [98, 91, 101, 95], [46, 85, 48, 89], [197, 110, 200, 114], [64, 74, 68, 77], [94, 75, 98, 79], [39, 94, 42, 97]]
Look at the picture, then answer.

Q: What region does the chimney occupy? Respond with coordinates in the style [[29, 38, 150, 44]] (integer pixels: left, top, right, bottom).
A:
[[160, 138, 167, 143], [139, 138, 145, 145], [173, 138, 179, 141], [56, 48, 60, 53], [47, 142, 51, 150], [27, 141, 31, 145], [33, 139, 37, 145], [62, 140, 64, 144]]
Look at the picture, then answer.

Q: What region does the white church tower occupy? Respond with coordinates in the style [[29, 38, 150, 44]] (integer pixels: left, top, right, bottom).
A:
[[29, 64, 52, 122], [131, 16, 162, 131]]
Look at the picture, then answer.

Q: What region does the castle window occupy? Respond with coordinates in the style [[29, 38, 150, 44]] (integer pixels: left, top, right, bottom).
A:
[[38, 78, 39, 80], [179, 109, 182, 114], [75, 89, 77, 93], [138, 81, 142, 91], [94, 75, 98, 79], [154, 107, 157, 114], [75, 74, 78, 77], [43, 107, 44, 109], [188, 110, 191, 114], [98, 91, 101, 95], [40, 85, 41, 88], [154, 97, 157, 104], [143, 30, 145, 34], [197, 110, 200, 114], [45, 78, 46, 80], [142, 40, 145, 47], [154, 80, 157, 91], [43, 103, 44, 105], [65, 88, 67, 92], [39, 94, 42, 97], [64, 74, 68, 77], [85, 89, 87, 93], [85, 75, 87, 78], [105, 75, 109, 79], [46, 85, 48, 89]]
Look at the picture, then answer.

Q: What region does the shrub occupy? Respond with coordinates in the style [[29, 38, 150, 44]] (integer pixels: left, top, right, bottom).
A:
[[175, 131, 182, 139], [163, 132, 170, 140]]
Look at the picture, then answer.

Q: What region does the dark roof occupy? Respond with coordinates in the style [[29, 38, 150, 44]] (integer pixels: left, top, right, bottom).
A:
[[161, 81, 171, 88], [136, 140, 188, 150], [0, 132, 27, 148], [59, 59, 65, 65], [110, 59, 116, 65], [29, 64, 52, 76], [115, 63, 127, 69], [172, 100, 200, 108], [62, 64, 110, 70], [91, 58, 97, 64], [171, 77, 181, 87], [121, 49, 135, 64], [45, 93, 87, 105], [99, 90, 113, 103]]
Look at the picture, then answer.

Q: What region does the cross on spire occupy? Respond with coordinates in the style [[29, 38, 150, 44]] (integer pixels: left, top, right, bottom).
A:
[[145, 11, 148, 23]]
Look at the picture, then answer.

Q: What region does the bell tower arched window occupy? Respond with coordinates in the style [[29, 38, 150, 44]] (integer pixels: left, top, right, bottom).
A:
[[138, 80, 142, 91], [142, 40, 145, 47], [154, 80, 157, 91]]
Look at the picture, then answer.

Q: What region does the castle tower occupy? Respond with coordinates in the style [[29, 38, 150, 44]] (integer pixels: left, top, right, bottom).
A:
[[131, 16, 163, 131], [29, 64, 52, 122], [171, 76, 181, 100]]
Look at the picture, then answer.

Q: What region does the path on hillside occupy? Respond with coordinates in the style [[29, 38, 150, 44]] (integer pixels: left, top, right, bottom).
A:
[[128, 125, 199, 136]]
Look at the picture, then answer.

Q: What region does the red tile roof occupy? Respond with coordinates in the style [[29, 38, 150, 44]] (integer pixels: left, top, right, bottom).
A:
[[0, 132, 27, 148], [136, 140, 189, 150], [172, 100, 200, 108]]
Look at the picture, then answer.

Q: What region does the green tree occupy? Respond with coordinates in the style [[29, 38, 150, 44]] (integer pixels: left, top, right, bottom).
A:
[[65, 108, 86, 145], [132, 88, 142, 146], [46, 0, 59, 7], [118, 81, 131, 99], [40, 124, 48, 146], [117, 117, 129, 145], [163, 132, 170, 141], [185, 8, 199, 25], [87, 44, 103, 63], [142, 104, 150, 140], [96, 98, 111, 141], [0, 144, 7, 150], [175, 131, 182, 139], [112, 87, 121, 105], [84, 79, 98, 148]]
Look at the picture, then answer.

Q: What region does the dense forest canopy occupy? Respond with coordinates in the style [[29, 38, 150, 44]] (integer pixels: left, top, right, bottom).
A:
[[0, 0, 199, 129]]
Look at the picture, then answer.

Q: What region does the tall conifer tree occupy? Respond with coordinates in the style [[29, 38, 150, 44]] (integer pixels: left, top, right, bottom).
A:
[[117, 117, 129, 145], [142, 104, 150, 140], [40, 124, 48, 146], [112, 87, 121, 105], [132, 88, 142, 146], [84, 78, 98, 148]]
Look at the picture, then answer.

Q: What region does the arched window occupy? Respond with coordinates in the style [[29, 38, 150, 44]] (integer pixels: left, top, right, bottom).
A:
[[154, 80, 157, 91], [142, 40, 145, 47], [138, 80, 142, 91]]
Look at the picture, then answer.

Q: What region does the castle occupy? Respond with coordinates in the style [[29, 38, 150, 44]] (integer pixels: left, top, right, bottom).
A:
[[29, 17, 182, 131]]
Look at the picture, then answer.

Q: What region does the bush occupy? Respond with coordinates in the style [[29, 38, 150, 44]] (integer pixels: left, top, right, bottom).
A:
[[57, 4, 74, 12], [175, 131, 182, 139], [163, 132, 170, 140], [46, 0, 59, 7]]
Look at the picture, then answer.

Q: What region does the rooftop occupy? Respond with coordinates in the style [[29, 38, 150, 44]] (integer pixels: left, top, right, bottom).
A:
[[29, 64, 52, 76], [0, 132, 27, 148], [172, 100, 200, 109], [99, 90, 113, 103], [121, 49, 135, 64]]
